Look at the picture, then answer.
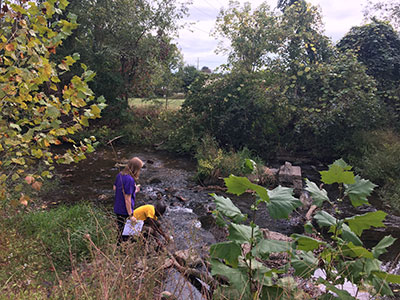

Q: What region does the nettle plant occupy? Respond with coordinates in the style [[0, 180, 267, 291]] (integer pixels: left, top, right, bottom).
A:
[[0, 1, 106, 204], [210, 159, 400, 299]]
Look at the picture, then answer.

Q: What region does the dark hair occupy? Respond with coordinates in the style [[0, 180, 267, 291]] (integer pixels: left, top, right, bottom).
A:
[[155, 201, 166, 217]]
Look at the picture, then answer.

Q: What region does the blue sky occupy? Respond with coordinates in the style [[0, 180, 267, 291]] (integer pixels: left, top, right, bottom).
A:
[[176, 0, 381, 71]]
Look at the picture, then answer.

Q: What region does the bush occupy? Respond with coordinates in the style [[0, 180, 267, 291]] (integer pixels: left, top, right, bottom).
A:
[[182, 72, 291, 159], [195, 135, 260, 184], [351, 130, 400, 214]]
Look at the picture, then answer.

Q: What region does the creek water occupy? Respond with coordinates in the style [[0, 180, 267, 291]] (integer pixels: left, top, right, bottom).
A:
[[52, 146, 400, 270]]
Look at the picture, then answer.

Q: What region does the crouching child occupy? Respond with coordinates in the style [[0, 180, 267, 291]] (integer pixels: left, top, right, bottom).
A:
[[133, 202, 170, 246]]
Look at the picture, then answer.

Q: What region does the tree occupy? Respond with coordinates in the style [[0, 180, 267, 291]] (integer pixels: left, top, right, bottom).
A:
[[337, 20, 400, 90], [57, 0, 189, 107], [337, 19, 400, 124], [0, 1, 105, 205], [277, 0, 299, 11], [176, 65, 200, 94], [213, 1, 280, 72], [152, 42, 183, 108], [364, 0, 400, 31]]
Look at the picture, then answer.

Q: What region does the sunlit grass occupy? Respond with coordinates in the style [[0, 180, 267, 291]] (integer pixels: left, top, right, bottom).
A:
[[129, 97, 184, 110]]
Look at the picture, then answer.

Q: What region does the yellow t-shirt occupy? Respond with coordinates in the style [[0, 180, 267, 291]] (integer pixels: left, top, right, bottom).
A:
[[133, 205, 158, 221]]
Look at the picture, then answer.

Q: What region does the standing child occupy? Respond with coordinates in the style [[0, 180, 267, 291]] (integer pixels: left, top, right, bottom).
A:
[[113, 156, 144, 243]]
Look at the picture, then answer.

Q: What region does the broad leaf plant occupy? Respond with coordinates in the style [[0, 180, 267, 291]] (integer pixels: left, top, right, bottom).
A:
[[0, 1, 106, 205], [210, 159, 400, 299]]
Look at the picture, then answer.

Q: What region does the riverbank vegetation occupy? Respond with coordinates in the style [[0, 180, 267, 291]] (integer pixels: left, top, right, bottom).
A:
[[1, 0, 400, 299]]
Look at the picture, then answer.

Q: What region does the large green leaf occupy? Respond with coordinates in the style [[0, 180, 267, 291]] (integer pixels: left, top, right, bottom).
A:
[[345, 211, 387, 236], [342, 242, 373, 259], [344, 175, 377, 207], [228, 223, 262, 244], [372, 271, 400, 284], [211, 194, 247, 223], [210, 259, 250, 295], [372, 235, 396, 259], [252, 239, 293, 258], [314, 211, 337, 227], [291, 234, 326, 251], [320, 163, 355, 185], [329, 158, 352, 170], [291, 251, 318, 278], [305, 179, 329, 207], [266, 186, 302, 219], [224, 175, 269, 202], [210, 241, 242, 268], [341, 224, 363, 246], [319, 281, 355, 300]]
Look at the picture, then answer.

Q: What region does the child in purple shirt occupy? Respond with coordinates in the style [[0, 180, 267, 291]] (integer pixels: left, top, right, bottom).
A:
[[113, 156, 144, 243]]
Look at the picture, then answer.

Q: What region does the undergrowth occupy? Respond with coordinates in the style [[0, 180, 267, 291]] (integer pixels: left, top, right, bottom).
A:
[[350, 129, 400, 215], [0, 203, 170, 299]]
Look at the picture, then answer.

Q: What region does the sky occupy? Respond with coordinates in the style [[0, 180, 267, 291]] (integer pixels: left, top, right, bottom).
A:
[[176, 0, 382, 71]]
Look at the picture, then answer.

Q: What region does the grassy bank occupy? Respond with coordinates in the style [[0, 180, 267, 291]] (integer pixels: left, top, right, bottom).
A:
[[0, 203, 168, 298]]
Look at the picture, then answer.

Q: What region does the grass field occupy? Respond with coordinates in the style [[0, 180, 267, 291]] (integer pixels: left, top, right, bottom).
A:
[[129, 97, 184, 110]]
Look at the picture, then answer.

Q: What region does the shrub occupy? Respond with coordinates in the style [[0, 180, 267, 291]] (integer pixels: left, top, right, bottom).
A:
[[195, 135, 260, 184], [182, 72, 291, 159], [351, 130, 400, 214]]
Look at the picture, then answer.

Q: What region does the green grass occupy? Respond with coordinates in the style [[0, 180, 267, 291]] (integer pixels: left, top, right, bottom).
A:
[[0, 203, 114, 289], [129, 97, 184, 110]]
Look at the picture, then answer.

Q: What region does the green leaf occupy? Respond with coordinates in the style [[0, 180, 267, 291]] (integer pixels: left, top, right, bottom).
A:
[[211, 194, 247, 223], [252, 239, 293, 258], [314, 211, 337, 227], [345, 211, 387, 236], [320, 164, 355, 185], [372, 235, 396, 259], [266, 186, 301, 219], [210, 259, 250, 295], [330, 159, 352, 170], [228, 223, 262, 244], [305, 179, 329, 207], [320, 281, 354, 300], [210, 241, 242, 268], [342, 242, 373, 259], [371, 276, 393, 296], [224, 175, 269, 202], [341, 224, 363, 246], [291, 234, 325, 251], [244, 158, 256, 174], [372, 271, 400, 284], [292, 251, 318, 278], [344, 175, 377, 207]]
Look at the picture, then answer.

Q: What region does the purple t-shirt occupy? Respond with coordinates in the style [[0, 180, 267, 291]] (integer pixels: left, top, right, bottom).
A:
[[113, 173, 136, 215]]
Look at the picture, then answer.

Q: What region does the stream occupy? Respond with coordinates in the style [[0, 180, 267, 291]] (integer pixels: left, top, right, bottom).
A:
[[52, 146, 400, 297]]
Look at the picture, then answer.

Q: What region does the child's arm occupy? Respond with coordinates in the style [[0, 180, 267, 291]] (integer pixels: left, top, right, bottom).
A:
[[146, 218, 170, 242]]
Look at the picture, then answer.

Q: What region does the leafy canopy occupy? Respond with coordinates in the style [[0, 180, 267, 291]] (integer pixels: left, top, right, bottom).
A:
[[0, 0, 105, 205]]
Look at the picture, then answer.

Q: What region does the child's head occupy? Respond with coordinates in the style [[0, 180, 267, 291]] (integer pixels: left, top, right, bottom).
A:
[[155, 201, 167, 217], [123, 157, 143, 180]]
